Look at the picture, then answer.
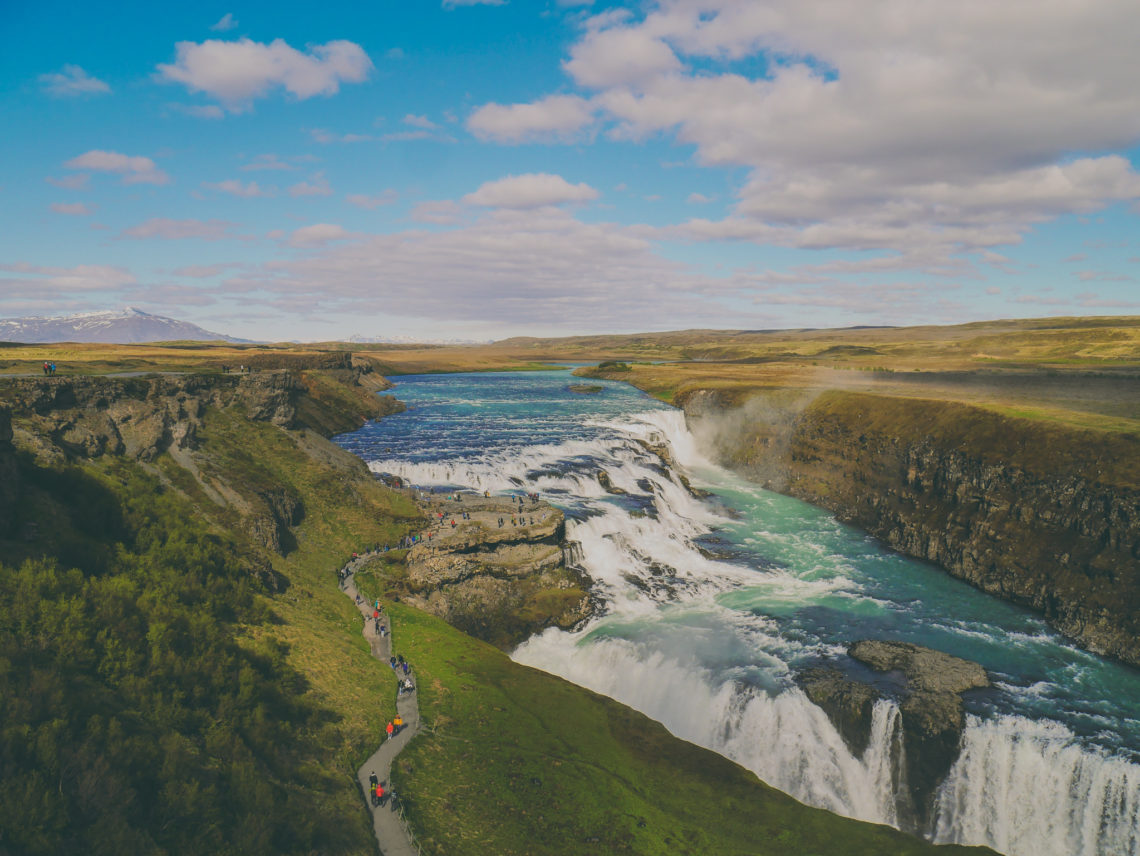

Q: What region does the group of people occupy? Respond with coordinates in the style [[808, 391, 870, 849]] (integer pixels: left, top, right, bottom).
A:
[[41, 361, 57, 376], [367, 772, 398, 810]]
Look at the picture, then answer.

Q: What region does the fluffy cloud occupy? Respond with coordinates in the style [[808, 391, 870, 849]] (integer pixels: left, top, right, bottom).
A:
[[46, 174, 90, 190], [467, 94, 596, 143], [309, 128, 372, 144], [462, 173, 599, 209], [410, 200, 464, 224], [211, 13, 238, 31], [156, 38, 372, 112], [39, 65, 110, 97], [289, 172, 333, 197], [473, 0, 1140, 269], [63, 150, 169, 185], [203, 179, 272, 198], [227, 207, 745, 329], [402, 114, 438, 130], [288, 224, 356, 246], [346, 191, 398, 209], [122, 218, 239, 240], [50, 202, 94, 216], [0, 262, 136, 295]]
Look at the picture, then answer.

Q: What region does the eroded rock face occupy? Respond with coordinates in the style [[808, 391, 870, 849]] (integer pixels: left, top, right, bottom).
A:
[[395, 495, 592, 648], [797, 667, 881, 756], [683, 388, 1140, 667], [798, 640, 990, 834]]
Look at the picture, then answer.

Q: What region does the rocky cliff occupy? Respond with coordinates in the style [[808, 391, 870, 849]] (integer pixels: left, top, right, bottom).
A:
[[0, 368, 404, 562], [682, 387, 1140, 666], [359, 493, 592, 649]]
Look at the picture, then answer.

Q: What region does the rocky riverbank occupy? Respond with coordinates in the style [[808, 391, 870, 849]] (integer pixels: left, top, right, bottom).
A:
[[679, 386, 1140, 667]]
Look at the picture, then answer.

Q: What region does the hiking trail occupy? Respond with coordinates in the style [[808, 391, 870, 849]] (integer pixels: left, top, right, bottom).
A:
[[342, 553, 422, 856]]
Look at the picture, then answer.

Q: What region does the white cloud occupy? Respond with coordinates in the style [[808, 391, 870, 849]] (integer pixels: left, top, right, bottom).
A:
[[63, 150, 169, 185], [493, 0, 1140, 270], [39, 64, 110, 97], [50, 202, 94, 216], [46, 174, 90, 190], [309, 127, 372, 144], [225, 207, 746, 330], [467, 94, 596, 143], [346, 191, 398, 209], [203, 179, 273, 198], [172, 263, 241, 278], [687, 192, 714, 204], [156, 37, 372, 113], [211, 13, 238, 31], [0, 262, 136, 294], [564, 24, 681, 88], [410, 200, 464, 224], [289, 172, 333, 197], [402, 114, 438, 130], [240, 153, 297, 172], [462, 173, 599, 209], [122, 218, 238, 240], [288, 224, 356, 246]]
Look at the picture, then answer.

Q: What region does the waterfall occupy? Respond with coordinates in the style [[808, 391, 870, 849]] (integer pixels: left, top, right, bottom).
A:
[[365, 400, 1140, 856], [934, 716, 1140, 856]]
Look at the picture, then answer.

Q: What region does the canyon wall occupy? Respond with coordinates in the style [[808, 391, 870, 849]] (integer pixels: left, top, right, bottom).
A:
[[681, 387, 1140, 666]]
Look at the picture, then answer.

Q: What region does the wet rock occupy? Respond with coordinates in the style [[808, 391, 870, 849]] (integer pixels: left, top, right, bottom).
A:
[[597, 469, 627, 494], [796, 667, 881, 757]]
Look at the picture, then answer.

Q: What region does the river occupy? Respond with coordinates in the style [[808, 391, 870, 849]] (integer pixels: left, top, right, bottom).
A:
[[334, 368, 1140, 856]]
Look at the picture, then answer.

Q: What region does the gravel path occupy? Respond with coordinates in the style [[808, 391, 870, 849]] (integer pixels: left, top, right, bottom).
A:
[[341, 555, 422, 856]]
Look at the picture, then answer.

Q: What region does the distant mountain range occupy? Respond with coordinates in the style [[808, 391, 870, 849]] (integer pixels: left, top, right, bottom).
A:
[[0, 308, 246, 344], [347, 334, 491, 346]]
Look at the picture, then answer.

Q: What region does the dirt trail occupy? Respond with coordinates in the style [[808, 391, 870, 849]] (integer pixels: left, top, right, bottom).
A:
[[341, 554, 421, 856]]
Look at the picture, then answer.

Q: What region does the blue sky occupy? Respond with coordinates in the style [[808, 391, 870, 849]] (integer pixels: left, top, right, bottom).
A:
[[2, 0, 1139, 341]]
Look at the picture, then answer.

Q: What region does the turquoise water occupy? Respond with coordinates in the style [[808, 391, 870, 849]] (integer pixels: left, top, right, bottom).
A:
[[337, 369, 1140, 856]]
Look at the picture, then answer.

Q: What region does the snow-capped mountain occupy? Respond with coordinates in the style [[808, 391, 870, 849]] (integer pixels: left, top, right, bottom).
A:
[[0, 308, 246, 344]]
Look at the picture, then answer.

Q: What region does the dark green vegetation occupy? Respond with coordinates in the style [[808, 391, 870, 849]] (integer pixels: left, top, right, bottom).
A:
[[0, 369, 419, 855], [0, 461, 356, 854], [384, 604, 992, 856]]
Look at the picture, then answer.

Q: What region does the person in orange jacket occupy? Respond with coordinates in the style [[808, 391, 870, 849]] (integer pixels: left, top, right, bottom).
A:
[[393, 714, 404, 733], [386, 720, 395, 740]]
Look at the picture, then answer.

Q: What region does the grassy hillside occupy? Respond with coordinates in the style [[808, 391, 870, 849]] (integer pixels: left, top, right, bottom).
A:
[[370, 603, 991, 856]]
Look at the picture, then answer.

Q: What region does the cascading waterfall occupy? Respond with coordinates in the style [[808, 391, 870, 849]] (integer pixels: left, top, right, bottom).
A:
[[934, 716, 1140, 856], [346, 371, 1140, 856]]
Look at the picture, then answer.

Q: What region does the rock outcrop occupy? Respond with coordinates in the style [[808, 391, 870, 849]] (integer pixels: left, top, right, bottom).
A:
[[0, 368, 403, 561], [376, 493, 592, 648], [798, 640, 990, 833], [683, 387, 1140, 666]]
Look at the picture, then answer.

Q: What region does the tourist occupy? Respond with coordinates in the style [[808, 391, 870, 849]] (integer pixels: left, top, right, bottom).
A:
[[386, 721, 395, 741], [393, 714, 404, 733]]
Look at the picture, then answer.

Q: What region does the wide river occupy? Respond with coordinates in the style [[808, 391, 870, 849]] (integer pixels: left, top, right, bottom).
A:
[[335, 368, 1140, 856]]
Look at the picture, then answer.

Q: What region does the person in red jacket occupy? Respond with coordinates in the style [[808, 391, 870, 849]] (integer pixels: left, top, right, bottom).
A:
[[386, 720, 395, 740]]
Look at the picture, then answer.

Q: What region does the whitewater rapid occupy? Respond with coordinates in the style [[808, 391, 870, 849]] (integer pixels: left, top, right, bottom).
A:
[[353, 381, 1140, 856]]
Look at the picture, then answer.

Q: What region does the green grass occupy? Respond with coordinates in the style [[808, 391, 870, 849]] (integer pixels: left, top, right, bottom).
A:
[[387, 604, 993, 856]]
